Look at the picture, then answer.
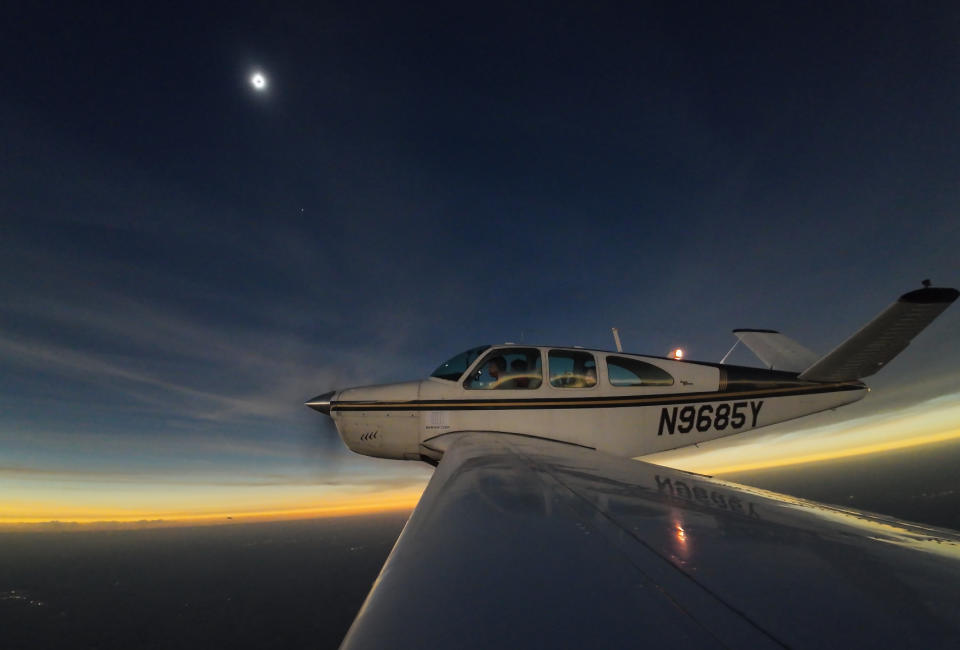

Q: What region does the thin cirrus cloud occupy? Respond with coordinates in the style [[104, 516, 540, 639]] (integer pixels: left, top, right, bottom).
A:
[[0, 246, 436, 527], [0, 261, 408, 422]]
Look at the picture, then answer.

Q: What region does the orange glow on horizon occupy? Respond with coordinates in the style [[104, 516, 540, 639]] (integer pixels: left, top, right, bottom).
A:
[[649, 392, 960, 476], [702, 427, 960, 475], [0, 487, 426, 531], [6, 393, 959, 531]]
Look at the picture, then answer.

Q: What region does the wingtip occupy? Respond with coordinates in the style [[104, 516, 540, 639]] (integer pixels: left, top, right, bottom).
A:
[[899, 287, 959, 304]]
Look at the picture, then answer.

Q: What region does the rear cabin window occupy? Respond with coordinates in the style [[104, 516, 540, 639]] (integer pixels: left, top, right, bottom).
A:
[[606, 356, 674, 387], [464, 348, 543, 389], [548, 350, 597, 388], [431, 345, 491, 381]]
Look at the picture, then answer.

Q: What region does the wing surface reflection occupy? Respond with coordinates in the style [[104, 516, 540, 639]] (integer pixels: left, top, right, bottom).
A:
[[342, 432, 960, 649]]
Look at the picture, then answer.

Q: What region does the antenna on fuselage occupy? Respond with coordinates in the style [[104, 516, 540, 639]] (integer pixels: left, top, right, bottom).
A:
[[611, 327, 623, 352]]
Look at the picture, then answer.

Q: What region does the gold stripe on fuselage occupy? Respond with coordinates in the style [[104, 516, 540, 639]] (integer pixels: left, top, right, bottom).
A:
[[332, 382, 863, 411]]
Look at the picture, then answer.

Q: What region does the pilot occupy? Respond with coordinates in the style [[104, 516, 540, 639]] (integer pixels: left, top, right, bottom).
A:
[[485, 356, 507, 387]]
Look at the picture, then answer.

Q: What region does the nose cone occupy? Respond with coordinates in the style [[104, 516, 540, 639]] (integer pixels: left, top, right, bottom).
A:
[[305, 390, 336, 415]]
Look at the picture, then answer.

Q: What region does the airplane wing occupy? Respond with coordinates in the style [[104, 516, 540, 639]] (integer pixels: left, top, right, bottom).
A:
[[341, 433, 960, 649]]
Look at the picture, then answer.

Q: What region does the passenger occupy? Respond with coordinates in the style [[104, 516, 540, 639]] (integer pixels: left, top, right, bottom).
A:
[[510, 358, 530, 388], [583, 365, 597, 387]]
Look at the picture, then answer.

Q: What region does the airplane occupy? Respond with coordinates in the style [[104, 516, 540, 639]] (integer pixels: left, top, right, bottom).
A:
[[307, 285, 960, 648]]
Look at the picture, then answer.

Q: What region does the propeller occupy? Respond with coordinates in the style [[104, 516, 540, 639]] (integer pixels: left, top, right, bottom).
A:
[[298, 366, 348, 475]]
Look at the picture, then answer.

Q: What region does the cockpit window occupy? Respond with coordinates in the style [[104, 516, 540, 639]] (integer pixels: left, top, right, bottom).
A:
[[606, 356, 674, 387], [548, 350, 597, 388], [464, 348, 543, 389], [431, 345, 491, 381]]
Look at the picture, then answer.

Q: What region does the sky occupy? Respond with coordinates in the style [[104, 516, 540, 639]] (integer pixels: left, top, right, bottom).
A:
[[1, 1, 958, 527]]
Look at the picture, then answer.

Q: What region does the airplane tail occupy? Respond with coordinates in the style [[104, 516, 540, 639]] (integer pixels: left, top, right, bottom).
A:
[[797, 286, 958, 382], [729, 286, 958, 382], [728, 330, 820, 373]]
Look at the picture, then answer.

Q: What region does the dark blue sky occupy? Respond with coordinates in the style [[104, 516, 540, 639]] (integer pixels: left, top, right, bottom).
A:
[[2, 1, 958, 520]]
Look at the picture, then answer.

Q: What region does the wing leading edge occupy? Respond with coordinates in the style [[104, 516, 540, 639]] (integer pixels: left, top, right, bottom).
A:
[[342, 433, 960, 649]]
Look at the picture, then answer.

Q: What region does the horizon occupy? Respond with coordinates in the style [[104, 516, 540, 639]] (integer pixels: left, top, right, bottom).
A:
[[5, 386, 959, 530]]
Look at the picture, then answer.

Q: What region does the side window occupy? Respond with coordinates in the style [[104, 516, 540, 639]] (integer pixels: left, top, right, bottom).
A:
[[464, 348, 543, 390], [606, 356, 674, 387], [549, 350, 597, 388]]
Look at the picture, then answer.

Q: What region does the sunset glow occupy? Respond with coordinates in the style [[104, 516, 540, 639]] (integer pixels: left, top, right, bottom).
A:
[[0, 486, 425, 530], [5, 392, 959, 530], [651, 393, 960, 476]]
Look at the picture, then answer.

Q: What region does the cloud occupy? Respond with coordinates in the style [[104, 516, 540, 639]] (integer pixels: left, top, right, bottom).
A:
[[0, 267, 414, 427]]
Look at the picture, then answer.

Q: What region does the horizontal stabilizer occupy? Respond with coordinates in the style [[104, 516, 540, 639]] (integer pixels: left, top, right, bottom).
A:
[[799, 287, 958, 382], [731, 329, 820, 372]]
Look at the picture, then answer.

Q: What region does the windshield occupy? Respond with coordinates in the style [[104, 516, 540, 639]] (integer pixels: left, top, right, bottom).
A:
[[430, 345, 491, 381], [464, 348, 542, 389]]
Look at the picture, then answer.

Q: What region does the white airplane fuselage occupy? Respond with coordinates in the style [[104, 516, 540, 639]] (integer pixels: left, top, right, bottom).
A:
[[310, 345, 867, 463]]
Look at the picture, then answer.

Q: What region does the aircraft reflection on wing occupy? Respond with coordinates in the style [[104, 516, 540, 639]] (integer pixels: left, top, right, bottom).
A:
[[339, 434, 960, 648]]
